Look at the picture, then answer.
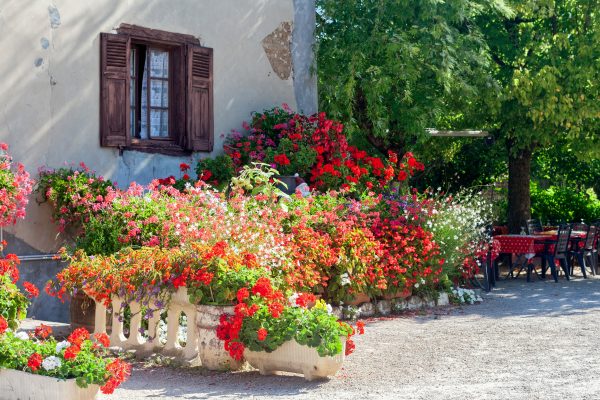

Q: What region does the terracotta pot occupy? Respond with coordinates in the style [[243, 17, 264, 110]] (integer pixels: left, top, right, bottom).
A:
[[245, 338, 346, 381], [0, 368, 99, 400], [196, 304, 244, 371], [347, 292, 370, 306]]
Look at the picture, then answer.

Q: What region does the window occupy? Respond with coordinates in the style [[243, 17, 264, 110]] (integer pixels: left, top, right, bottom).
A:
[[100, 24, 213, 154]]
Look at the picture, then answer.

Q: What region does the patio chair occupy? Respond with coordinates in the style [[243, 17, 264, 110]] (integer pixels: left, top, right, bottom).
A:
[[526, 219, 543, 235], [568, 225, 595, 277], [540, 225, 572, 282], [571, 222, 588, 233]]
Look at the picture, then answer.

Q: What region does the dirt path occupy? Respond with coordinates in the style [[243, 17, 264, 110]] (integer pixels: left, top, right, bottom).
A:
[[101, 276, 600, 399]]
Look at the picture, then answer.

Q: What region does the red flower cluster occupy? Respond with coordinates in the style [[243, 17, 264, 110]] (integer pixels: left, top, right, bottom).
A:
[[100, 358, 132, 394], [23, 281, 39, 299], [217, 278, 286, 360], [27, 353, 42, 372], [64, 327, 91, 359], [0, 143, 33, 227], [273, 154, 290, 166], [94, 332, 110, 348], [0, 253, 20, 283], [0, 316, 7, 334], [34, 324, 52, 339]]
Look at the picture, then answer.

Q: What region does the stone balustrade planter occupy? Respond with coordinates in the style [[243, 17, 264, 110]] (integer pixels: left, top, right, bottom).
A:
[[92, 287, 199, 365], [196, 304, 244, 371], [244, 338, 346, 381], [0, 369, 99, 400]]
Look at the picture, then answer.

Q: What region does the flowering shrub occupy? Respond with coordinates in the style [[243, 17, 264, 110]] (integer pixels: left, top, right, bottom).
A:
[[0, 325, 130, 394], [450, 287, 482, 304], [195, 155, 235, 189], [0, 143, 33, 226], [225, 105, 423, 194], [423, 190, 494, 282], [0, 244, 34, 330], [217, 278, 361, 360], [37, 163, 114, 232]]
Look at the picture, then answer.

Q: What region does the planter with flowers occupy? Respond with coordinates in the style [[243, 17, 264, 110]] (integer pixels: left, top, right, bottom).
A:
[[217, 278, 364, 381], [0, 323, 130, 399]]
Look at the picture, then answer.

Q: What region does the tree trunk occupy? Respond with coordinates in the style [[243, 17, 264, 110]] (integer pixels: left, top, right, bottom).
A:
[[507, 147, 533, 233]]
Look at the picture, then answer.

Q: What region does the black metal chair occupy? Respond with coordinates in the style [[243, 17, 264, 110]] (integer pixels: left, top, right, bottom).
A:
[[526, 219, 543, 235], [568, 225, 594, 278], [540, 225, 572, 282]]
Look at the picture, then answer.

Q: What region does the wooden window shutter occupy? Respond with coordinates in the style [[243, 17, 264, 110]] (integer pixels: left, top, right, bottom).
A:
[[100, 33, 131, 147], [185, 45, 213, 152]]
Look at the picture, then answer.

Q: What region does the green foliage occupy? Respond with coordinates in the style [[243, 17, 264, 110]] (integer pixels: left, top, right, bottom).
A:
[[187, 262, 268, 306], [195, 155, 236, 190], [316, 0, 508, 149], [240, 301, 352, 357], [0, 275, 29, 330], [263, 138, 318, 176], [230, 163, 289, 200], [530, 182, 600, 223], [480, 1, 600, 149]]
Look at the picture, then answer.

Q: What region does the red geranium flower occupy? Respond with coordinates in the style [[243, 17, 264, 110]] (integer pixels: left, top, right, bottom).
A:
[[64, 345, 80, 360], [273, 154, 291, 166], [94, 332, 110, 347], [34, 324, 52, 339], [236, 287, 249, 303], [257, 328, 268, 341], [23, 281, 39, 298], [67, 327, 90, 346], [356, 321, 365, 335], [0, 316, 8, 334], [179, 163, 191, 172], [27, 353, 43, 371]]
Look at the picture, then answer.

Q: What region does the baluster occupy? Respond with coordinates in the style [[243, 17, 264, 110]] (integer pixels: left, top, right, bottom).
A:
[[93, 301, 107, 335], [109, 296, 126, 346], [126, 301, 144, 347]]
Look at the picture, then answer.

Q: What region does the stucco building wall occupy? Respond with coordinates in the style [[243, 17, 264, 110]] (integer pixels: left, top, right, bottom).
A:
[[0, 0, 316, 321]]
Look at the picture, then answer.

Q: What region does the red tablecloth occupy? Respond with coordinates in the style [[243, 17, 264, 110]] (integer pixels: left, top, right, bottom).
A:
[[493, 235, 546, 258]]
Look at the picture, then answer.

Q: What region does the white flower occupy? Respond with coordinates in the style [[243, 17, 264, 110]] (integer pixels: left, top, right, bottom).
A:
[[414, 283, 420, 289], [42, 356, 62, 371], [15, 331, 29, 341], [340, 273, 351, 286], [56, 340, 70, 352], [288, 293, 299, 307], [326, 304, 333, 315]]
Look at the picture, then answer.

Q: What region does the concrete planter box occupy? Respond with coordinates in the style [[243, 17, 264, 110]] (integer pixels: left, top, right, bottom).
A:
[[196, 304, 244, 371], [0, 369, 99, 400], [244, 338, 346, 381]]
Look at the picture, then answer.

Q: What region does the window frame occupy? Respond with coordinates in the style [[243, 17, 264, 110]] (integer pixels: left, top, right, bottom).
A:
[[100, 24, 213, 156]]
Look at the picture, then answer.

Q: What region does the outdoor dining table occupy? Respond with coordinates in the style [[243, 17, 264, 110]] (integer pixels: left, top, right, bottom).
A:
[[492, 231, 587, 281]]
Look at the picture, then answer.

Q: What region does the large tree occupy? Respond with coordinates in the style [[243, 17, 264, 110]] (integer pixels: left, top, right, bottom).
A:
[[316, 0, 509, 152], [317, 0, 600, 231], [477, 0, 600, 231]]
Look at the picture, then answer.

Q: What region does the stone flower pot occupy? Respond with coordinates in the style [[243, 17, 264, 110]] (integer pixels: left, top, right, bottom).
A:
[[244, 338, 346, 381], [0, 368, 99, 400], [196, 304, 244, 371]]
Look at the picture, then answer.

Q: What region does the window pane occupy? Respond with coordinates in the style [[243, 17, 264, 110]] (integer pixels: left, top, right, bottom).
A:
[[150, 49, 168, 78], [150, 109, 168, 137], [150, 80, 168, 107]]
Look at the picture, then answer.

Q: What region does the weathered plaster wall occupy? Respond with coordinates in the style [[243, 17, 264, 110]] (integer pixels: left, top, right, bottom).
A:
[[0, 0, 317, 321]]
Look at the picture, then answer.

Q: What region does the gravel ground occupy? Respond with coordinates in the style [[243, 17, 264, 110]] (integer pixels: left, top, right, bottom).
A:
[[100, 275, 600, 400]]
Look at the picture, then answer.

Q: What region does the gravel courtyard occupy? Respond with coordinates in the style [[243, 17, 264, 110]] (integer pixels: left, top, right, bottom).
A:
[[101, 276, 600, 400]]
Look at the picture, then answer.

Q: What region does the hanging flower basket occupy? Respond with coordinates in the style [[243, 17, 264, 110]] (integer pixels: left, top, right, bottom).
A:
[[0, 369, 99, 400], [244, 338, 346, 381]]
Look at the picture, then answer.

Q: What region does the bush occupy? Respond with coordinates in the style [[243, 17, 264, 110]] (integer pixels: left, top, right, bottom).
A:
[[530, 182, 600, 223]]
